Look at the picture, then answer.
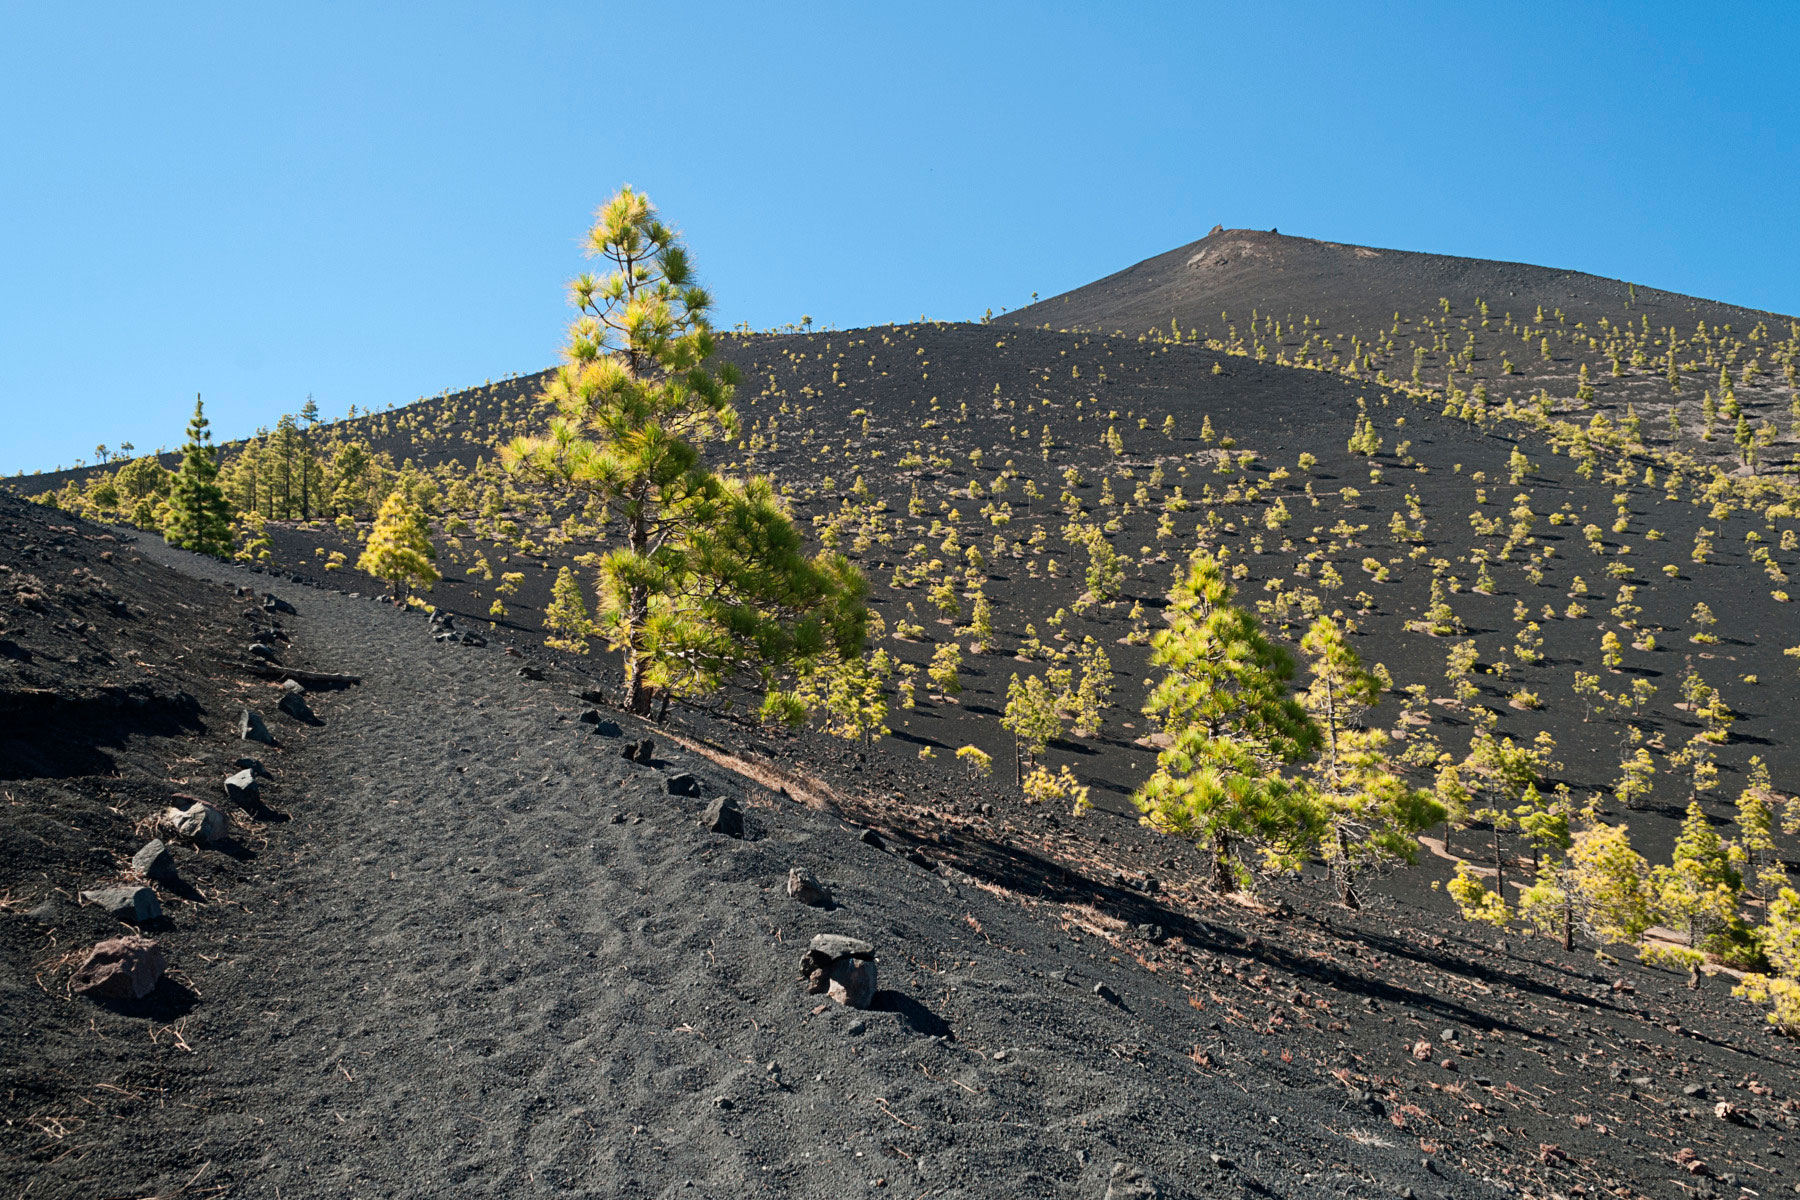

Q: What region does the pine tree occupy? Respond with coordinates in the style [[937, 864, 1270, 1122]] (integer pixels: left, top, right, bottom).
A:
[[1734, 757, 1792, 896], [812, 653, 890, 747], [1135, 550, 1320, 893], [544, 565, 595, 653], [357, 488, 439, 599], [1298, 616, 1443, 908], [1566, 818, 1653, 947], [503, 186, 863, 713], [1003, 672, 1062, 785], [1460, 729, 1559, 905], [966, 591, 994, 652], [299, 395, 321, 519], [163, 396, 234, 558], [1069, 636, 1113, 736], [1735, 887, 1800, 1032], [928, 640, 963, 699], [1650, 800, 1743, 984]]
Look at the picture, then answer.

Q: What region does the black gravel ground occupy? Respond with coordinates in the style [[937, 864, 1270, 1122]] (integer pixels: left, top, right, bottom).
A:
[[6, 497, 1800, 1200]]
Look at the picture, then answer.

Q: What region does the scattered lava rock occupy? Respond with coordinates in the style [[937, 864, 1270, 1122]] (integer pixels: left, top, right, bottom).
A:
[[69, 935, 166, 1000], [800, 934, 877, 1009], [79, 885, 162, 923], [787, 867, 830, 907]]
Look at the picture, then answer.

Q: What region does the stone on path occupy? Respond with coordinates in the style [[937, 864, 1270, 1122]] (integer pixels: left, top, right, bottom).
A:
[[620, 738, 654, 765], [71, 935, 166, 1000], [665, 772, 702, 797], [238, 708, 274, 745], [168, 798, 228, 842], [224, 769, 260, 806], [277, 689, 315, 721], [80, 885, 162, 923], [701, 795, 743, 838], [787, 867, 830, 907], [800, 934, 877, 1009], [131, 840, 177, 882], [577, 710, 623, 737]]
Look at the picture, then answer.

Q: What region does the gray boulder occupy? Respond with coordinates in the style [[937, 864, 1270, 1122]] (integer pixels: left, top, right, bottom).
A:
[[808, 934, 874, 960], [169, 798, 227, 842], [81, 885, 162, 923], [826, 958, 877, 1009], [787, 867, 830, 907], [701, 796, 743, 838], [800, 934, 877, 1009], [71, 935, 166, 1001], [224, 769, 259, 806], [131, 840, 177, 882], [238, 708, 274, 745], [277, 690, 315, 722], [666, 772, 702, 797]]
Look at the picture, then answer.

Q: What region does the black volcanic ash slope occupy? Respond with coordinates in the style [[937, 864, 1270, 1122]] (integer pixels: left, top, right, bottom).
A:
[[6, 499, 1800, 1200], [1003, 227, 1800, 472]]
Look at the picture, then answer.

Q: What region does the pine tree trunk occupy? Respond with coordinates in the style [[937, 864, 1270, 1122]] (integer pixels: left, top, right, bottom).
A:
[[624, 505, 653, 715], [1561, 892, 1574, 952], [1336, 825, 1360, 910], [1491, 822, 1504, 903], [1212, 830, 1234, 894]]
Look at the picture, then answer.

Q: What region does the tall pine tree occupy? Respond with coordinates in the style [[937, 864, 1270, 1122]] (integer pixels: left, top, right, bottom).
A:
[[1135, 550, 1320, 893], [1298, 616, 1443, 908], [163, 395, 234, 558], [357, 487, 439, 600], [504, 186, 863, 714]]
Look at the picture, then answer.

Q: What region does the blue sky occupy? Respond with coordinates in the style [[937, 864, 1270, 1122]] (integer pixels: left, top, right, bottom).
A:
[[4, 3, 1796, 474]]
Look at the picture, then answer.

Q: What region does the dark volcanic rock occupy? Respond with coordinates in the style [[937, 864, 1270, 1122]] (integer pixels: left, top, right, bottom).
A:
[[168, 798, 227, 842], [800, 935, 877, 1009], [70, 935, 166, 1000], [238, 707, 274, 745], [277, 689, 315, 722], [131, 840, 177, 882], [701, 795, 743, 838], [80, 885, 162, 923], [808, 934, 874, 960], [787, 867, 830, 906], [665, 772, 702, 797], [223, 769, 260, 806]]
